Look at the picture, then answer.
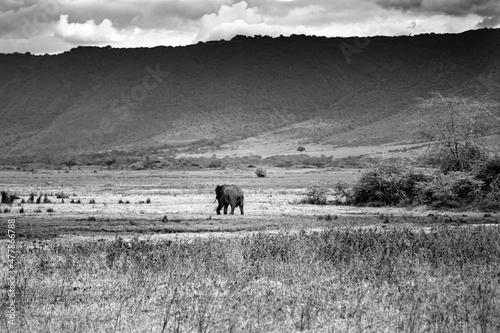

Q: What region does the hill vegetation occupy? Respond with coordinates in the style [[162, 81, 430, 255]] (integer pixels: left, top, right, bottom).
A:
[[0, 29, 499, 162]]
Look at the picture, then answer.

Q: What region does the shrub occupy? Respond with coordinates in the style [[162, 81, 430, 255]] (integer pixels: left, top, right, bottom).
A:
[[331, 181, 353, 204], [89, 199, 96, 204], [476, 190, 500, 211], [474, 156, 500, 190], [146, 198, 151, 204], [351, 164, 431, 206], [255, 167, 267, 178], [274, 159, 292, 168], [47, 208, 54, 213], [414, 173, 482, 208], [301, 185, 329, 205], [297, 146, 306, 152], [208, 159, 223, 168], [317, 214, 337, 221]]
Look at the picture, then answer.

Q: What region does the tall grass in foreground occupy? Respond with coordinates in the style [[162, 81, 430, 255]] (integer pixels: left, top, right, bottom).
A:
[[2, 226, 500, 332]]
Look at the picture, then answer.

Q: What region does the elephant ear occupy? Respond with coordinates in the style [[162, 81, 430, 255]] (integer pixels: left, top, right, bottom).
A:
[[215, 185, 221, 196]]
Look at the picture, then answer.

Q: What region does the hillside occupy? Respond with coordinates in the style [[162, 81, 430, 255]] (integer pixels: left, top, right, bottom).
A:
[[0, 28, 499, 161]]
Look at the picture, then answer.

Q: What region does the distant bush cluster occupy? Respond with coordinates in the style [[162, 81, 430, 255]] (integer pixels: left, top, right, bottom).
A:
[[2, 150, 383, 171], [301, 157, 500, 211]]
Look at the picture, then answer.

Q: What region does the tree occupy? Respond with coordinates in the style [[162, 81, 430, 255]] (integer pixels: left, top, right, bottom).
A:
[[105, 159, 117, 169], [417, 93, 499, 172], [65, 159, 77, 171]]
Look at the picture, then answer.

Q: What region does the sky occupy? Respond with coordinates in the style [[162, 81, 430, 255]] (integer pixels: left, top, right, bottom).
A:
[[0, 0, 499, 54]]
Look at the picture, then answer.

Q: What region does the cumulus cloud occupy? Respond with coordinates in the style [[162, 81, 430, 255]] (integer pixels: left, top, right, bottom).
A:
[[55, 14, 125, 44], [196, 1, 275, 41], [376, 0, 500, 28], [0, 0, 60, 38]]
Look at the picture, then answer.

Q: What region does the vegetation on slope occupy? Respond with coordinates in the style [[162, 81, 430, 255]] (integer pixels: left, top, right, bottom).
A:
[[0, 29, 499, 158]]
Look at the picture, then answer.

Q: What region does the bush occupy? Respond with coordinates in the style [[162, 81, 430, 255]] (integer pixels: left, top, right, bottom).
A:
[[255, 168, 267, 178], [301, 185, 329, 205], [474, 156, 500, 190], [414, 173, 482, 208], [331, 181, 353, 204], [317, 214, 337, 221], [351, 164, 430, 206], [208, 159, 223, 168], [297, 146, 306, 152]]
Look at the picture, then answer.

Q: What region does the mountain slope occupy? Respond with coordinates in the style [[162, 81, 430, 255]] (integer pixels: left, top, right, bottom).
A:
[[0, 29, 499, 159]]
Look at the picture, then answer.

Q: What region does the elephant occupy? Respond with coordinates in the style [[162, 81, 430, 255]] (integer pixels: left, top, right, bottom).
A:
[[214, 184, 244, 215]]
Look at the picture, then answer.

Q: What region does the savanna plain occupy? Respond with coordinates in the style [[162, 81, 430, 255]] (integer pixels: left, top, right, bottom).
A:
[[1, 167, 499, 332]]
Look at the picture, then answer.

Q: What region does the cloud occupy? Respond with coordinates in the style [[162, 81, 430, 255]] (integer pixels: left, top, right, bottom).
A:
[[55, 14, 125, 44], [0, 0, 59, 38], [1, 0, 498, 54], [376, 0, 500, 28], [196, 1, 272, 41]]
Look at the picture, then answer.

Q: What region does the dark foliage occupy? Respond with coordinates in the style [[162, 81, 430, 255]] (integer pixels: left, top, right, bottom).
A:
[[351, 164, 430, 206], [474, 156, 500, 190]]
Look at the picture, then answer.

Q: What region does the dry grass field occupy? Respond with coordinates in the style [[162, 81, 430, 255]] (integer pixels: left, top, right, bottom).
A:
[[1, 167, 499, 332]]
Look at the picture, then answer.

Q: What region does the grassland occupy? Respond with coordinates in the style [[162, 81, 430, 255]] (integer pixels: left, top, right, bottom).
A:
[[1, 167, 499, 332]]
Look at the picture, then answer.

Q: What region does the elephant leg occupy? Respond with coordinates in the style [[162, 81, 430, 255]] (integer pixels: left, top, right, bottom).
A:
[[240, 197, 244, 215], [216, 200, 223, 215], [230, 197, 239, 215], [223, 203, 229, 214]]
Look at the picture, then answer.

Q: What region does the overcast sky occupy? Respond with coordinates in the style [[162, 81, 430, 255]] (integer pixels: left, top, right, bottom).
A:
[[1, 0, 499, 54]]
